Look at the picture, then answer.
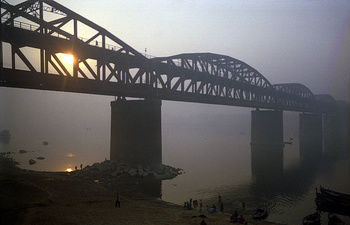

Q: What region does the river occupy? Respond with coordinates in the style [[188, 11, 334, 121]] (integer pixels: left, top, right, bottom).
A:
[[1, 92, 349, 224], [161, 105, 350, 225]]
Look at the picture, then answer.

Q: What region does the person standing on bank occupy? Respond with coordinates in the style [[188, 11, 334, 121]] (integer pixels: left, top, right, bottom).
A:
[[116, 194, 121, 208]]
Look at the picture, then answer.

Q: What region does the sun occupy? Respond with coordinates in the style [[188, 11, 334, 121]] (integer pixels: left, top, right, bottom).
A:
[[66, 168, 72, 172], [56, 53, 74, 73], [59, 53, 74, 65]]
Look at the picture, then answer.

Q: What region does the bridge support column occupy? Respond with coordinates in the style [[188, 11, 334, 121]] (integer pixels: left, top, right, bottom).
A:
[[323, 114, 341, 156], [299, 113, 323, 159], [110, 99, 162, 168], [251, 109, 284, 181]]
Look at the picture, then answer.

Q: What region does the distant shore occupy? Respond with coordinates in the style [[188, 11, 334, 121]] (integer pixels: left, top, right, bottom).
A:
[[0, 159, 283, 225]]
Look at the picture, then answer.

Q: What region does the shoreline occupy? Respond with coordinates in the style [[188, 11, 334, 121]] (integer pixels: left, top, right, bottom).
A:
[[0, 161, 284, 225]]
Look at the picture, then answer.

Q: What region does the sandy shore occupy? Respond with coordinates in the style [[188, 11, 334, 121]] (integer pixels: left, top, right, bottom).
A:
[[0, 166, 283, 225]]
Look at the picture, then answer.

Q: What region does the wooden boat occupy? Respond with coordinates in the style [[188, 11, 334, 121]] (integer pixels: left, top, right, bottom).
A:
[[328, 213, 345, 225], [315, 186, 350, 216], [320, 186, 350, 203], [302, 212, 321, 225], [252, 208, 268, 220]]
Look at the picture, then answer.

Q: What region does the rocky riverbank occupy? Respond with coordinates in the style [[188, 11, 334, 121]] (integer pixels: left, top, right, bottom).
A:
[[0, 156, 283, 225], [77, 160, 183, 180]]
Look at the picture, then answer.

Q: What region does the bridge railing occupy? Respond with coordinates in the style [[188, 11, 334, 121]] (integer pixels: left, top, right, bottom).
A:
[[2, 18, 157, 60]]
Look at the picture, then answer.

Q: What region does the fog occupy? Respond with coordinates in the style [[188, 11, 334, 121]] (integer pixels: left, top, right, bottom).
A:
[[1, 0, 349, 171]]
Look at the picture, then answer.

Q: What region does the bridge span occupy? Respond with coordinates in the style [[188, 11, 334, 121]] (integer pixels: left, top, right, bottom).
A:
[[1, 0, 344, 168]]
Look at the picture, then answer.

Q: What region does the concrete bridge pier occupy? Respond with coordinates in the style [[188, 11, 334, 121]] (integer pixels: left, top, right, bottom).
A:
[[299, 113, 323, 159], [110, 99, 162, 168], [251, 109, 284, 180], [323, 114, 341, 156]]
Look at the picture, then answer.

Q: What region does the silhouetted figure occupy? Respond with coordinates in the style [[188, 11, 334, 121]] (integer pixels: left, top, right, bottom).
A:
[[115, 194, 120, 208], [238, 215, 246, 224], [199, 200, 203, 211], [193, 200, 198, 208], [218, 195, 222, 203], [230, 210, 239, 222], [220, 202, 224, 212], [210, 204, 216, 212], [80, 164, 83, 170], [75, 166, 77, 171]]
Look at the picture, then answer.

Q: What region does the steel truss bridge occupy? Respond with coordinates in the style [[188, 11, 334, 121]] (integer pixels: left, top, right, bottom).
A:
[[0, 0, 335, 113]]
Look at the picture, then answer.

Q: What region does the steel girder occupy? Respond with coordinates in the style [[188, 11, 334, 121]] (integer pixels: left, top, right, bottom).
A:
[[272, 83, 318, 112], [314, 94, 338, 114], [149, 53, 276, 108], [1, 0, 321, 112], [1, 0, 146, 82]]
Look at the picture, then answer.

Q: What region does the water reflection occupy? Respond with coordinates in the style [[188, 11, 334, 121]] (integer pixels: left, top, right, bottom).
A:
[[179, 136, 348, 225], [250, 141, 322, 196], [251, 144, 284, 193], [239, 137, 347, 224]]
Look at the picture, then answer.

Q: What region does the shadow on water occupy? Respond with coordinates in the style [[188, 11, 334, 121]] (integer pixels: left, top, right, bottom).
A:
[[161, 108, 349, 224], [187, 138, 349, 225]]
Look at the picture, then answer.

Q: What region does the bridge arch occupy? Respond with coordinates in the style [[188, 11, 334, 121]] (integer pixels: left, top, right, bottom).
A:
[[153, 53, 272, 89], [272, 83, 317, 111], [314, 94, 338, 113], [1, 0, 322, 113]]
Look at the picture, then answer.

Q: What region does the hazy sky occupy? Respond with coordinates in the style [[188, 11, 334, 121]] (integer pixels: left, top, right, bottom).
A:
[[3, 0, 350, 99], [53, 0, 350, 101], [1, 0, 350, 171]]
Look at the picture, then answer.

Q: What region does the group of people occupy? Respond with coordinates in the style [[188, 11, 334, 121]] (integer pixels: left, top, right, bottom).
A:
[[230, 209, 248, 224], [74, 164, 83, 171], [185, 195, 248, 224], [184, 195, 225, 213], [184, 198, 203, 210]]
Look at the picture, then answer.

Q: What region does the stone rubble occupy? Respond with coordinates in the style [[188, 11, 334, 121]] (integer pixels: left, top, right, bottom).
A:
[[76, 160, 183, 180]]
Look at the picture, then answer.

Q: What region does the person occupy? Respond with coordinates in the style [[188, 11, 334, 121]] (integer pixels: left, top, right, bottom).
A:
[[75, 166, 77, 171], [220, 202, 224, 212], [210, 204, 216, 213], [218, 195, 222, 204], [193, 200, 198, 208], [238, 215, 245, 224], [199, 200, 203, 211], [230, 213, 237, 223], [115, 194, 120, 208], [230, 210, 239, 222], [80, 164, 83, 170]]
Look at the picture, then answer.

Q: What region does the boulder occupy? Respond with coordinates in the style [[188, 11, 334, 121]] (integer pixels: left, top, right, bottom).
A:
[[128, 168, 138, 177]]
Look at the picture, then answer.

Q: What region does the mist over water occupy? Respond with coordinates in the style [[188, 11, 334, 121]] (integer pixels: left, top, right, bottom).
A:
[[1, 88, 349, 224], [161, 105, 350, 225]]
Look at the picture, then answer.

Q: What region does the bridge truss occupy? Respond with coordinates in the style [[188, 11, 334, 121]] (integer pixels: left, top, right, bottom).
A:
[[1, 0, 319, 112]]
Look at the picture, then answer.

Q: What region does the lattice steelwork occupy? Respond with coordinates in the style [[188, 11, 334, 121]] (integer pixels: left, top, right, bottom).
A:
[[148, 53, 276, 108], [1, 0, 320, 112], [272, 83, 317, 112]]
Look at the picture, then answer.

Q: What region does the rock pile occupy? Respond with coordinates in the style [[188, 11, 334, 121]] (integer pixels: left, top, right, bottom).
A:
[[77, 160, 183, 180]]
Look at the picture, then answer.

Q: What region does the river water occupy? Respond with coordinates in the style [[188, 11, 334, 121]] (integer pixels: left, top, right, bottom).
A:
[[1, 92, 349, 224], [160, 106, 350, 225]]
